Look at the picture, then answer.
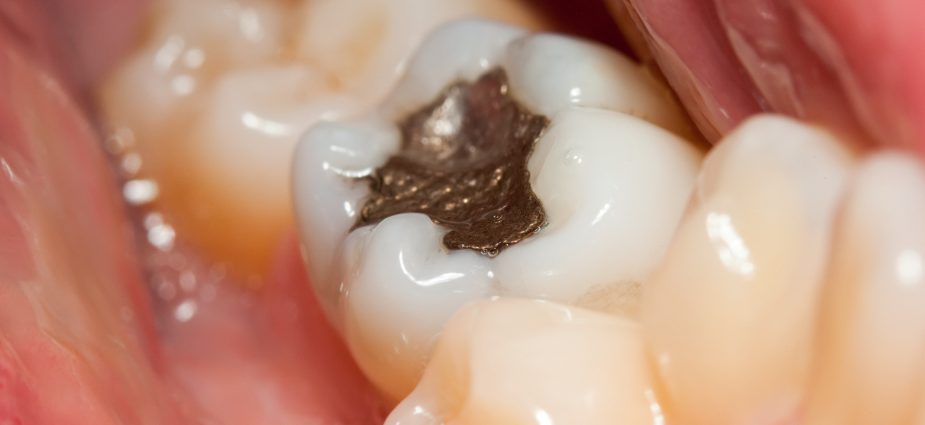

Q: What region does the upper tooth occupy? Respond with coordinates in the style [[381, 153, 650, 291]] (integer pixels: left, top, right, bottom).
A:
[[385, 298, 667, 425], [293, 19, 702, 402], [805, 152, 925, 425], [641, 114, 855, 424]]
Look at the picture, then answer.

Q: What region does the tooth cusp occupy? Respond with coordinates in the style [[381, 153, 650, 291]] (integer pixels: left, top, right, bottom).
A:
[[356, 68, 549, 256]]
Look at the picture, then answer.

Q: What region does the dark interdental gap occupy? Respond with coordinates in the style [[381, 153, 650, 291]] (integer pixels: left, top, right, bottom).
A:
[[354, 68, 550, 256]]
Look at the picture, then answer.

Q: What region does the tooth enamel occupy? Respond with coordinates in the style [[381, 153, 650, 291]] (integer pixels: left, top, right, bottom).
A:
[[295, 0, 547, 109], [293, 119, 400, 311], [293, 20, 702, 402], [100, 0, 548, 277], [805, 152, 925, 425], [493, 108, 701, 309], [501, 34, 695, 138], [641, 115, 855, 424], [386, 298, 667, 425], [342, 214, 494, 400]]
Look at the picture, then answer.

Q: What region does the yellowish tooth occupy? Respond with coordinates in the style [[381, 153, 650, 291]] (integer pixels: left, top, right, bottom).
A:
[[99, 0, 549, 279], [805, 152, 925, 425], [386, 298, 669, 425], [642, 115, 854, 424]]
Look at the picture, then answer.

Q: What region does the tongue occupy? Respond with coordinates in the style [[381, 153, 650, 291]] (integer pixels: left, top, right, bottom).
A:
[[0, 2, 384, 424], [611, 0, 925, 153]]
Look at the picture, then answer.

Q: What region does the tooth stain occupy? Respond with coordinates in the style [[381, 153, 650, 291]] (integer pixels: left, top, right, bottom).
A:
[[355, 68, 549, 256]]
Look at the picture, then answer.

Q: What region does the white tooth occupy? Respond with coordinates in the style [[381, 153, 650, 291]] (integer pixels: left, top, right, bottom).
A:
[[382, 20, 527, 119], [494, 108, 701, 311], [293, 20, 702, 402], [293, 119, 399, 311], [501, 34, 695, 138], [805, 152, 925, 425], [386, 298, 668, 425], [642, 114, 855, 424], [342, 214, 494, 401]]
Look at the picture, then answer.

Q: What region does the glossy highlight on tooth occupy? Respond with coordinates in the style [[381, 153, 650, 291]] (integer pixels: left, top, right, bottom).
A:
[[97, 0, 550, 279], [293, 19, 702, 402]]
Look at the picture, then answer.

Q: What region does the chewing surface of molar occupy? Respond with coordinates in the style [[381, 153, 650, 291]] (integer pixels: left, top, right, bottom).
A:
[[805, 153, 925, 425], [642, 114, 855, 425], [385, 298, 667, 425], [293, 20, 702, 402], [98, 0, 548, 278]]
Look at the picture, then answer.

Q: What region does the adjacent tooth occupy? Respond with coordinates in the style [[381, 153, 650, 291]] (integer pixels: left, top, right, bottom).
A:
[[99, 0, 548, 277], [641, 115, 855, 424], [293, 20, 702, 402], [385, 298, 668, 425], [805, 152, 925, 425]]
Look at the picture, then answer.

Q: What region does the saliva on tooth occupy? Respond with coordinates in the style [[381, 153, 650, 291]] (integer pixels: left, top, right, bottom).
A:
[[97, 0, 550, 283], [292, 19, 703, 403]]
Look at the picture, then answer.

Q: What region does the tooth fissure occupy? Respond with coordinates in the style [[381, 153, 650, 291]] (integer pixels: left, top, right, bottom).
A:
[[356, 68, 549, 256]]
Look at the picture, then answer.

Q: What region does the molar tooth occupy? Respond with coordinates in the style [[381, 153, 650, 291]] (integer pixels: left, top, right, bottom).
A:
[[293, 119, 399, 306], [386, 298, 668, 425], [501, 34, 694, 137], [100, 0, 548, 277], [342, 214, 494, 401], [493, 108, 701, 312], [383, 20, 527, 119], [293, 20, 702, 403], [642, 115, 855, 424], [805, 153, 925, 425]]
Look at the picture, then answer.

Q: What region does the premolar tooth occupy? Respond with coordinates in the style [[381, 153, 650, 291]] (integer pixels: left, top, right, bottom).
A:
[[642, 115, 855, 424], [386, 298, 668, 425], [805, 152, 925, 425], [293, 20, 702, 402]]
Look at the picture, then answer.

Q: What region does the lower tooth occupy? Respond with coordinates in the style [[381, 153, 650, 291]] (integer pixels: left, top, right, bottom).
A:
[[341, 214, 495, 400], [293, 20, 702, 403], [386, 298, 667, 425], [805, 152, 925, 425], [99, 0, 550, 277], [642, 114, 855, 424]]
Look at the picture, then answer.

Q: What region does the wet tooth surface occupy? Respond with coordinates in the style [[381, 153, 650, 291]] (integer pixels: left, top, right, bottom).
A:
[[98, 0, 550, 278], [806, 153, 925, 425], [357, 68, 549, 256], [642, 114, 854, 424], [386, 298, 668, 425], [342, 214, 494, 401], [293, 20, 701, 404]]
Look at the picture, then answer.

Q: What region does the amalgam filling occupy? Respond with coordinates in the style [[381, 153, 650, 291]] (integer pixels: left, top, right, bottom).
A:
[[356, 68, 549, 256]]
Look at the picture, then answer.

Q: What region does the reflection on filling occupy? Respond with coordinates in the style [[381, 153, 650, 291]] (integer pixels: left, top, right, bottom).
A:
[[358, 68, 549, 256]]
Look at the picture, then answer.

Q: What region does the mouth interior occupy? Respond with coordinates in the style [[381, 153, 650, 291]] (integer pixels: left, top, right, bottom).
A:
[[357, 68, 550, 256]]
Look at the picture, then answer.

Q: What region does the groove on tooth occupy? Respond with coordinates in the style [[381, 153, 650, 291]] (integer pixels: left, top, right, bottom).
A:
[[292, 20, 702, 405], [356, 68, 549, 257], [806, 152, 925, 425], [342, 214, 494, 402], [642, 114, 855, 424]]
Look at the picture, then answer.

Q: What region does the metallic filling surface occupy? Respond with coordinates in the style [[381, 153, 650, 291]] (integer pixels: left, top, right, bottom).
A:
[[356, 68, 549, 256]]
